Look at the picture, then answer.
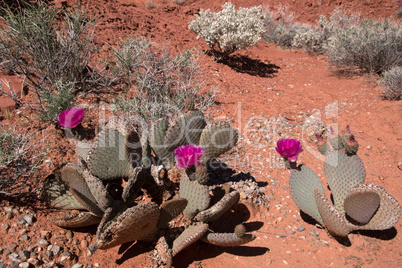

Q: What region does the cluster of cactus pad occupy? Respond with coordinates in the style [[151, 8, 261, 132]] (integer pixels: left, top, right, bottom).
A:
[[42, 103, 255, 266], [289, 126, 401, 237]]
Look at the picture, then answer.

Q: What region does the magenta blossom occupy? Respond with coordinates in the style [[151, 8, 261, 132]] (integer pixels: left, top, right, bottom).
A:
[[275, 139, 303, 162], [57, 107, 84, 128], [174, 144, 205, 169]]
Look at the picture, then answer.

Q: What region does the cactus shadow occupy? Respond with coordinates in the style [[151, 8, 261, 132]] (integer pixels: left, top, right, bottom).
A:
[[173, 243, 269, 268], [353, 227, 398, 241], [115, 241, 153, 265]]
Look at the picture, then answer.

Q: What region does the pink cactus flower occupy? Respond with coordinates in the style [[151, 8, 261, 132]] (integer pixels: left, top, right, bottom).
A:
[[275, 139, 303, 162], [174, 144, 205, 169], [57, 107, 84, 128]]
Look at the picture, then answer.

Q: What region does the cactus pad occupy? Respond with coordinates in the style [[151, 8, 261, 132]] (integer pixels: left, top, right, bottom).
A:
[[96, 202, 160, 249], [314, 190, 350, 237], [289, 165, 325, 225], [346, 184, 401, 231], [179, 172, 210, 218], [195, 190, 240, 222], [149, 118, 175, 169], [199, 121, 238, 162], [158, 198, 188, 228], [164, 110, 206, 151], [49, 211, 102, 228], [42, 172, 86, 210], [201, 232, 256, 247], [343, 187, 380, 224], [324, 150, 366, 213], [82, 170, 112, 211], [172, 223, 209, 256], [86, 127, 138, 180]]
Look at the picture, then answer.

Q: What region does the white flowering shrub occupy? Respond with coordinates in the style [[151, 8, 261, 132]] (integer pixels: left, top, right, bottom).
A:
[[188, 2, 265, 56]]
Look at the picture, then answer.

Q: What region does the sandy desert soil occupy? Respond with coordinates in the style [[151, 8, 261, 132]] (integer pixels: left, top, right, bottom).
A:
[[0, 0, 401, 267]]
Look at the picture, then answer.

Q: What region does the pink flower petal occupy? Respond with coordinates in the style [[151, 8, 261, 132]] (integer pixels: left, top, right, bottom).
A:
[[57, 107, 84, 128], [174, 144, 205, 168]]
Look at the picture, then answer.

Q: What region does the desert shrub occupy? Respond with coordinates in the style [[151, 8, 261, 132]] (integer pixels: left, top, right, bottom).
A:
[[0, 1, 111, 123], [188, 2, 265, 57], [397, 8, 402, 18], [263, 5, 311, 48], [0, 127, 46, 196], [110, 36, 215, 122], [326, 18, 402, 74], [172, 0, 185, 5], [292, 10, 360, 53], [380, 66, 402, 100]]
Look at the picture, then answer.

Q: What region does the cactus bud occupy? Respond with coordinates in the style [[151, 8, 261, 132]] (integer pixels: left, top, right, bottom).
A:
[[194, 164, 209, 184], [344, 135, 359, 155], [234, 223, 247, 238], [329, 126, 344, 150], [316, 134, 330, 155], [342, 125, 353, 145]]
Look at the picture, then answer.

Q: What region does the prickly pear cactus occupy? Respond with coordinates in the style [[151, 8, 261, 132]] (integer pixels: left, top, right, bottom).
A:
[[288, 127, 401, 238], [149, 108, 238, 169]]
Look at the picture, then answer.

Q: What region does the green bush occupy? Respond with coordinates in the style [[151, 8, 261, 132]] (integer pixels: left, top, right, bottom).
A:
[[0, 1, 111, 123], [380, 66, 402, 100], [189, 2, 265, 57], [263, 5, 311, 48], [326, 18, 402, 74], [292, 10, 360, 53], [110, 36, 215, 122]]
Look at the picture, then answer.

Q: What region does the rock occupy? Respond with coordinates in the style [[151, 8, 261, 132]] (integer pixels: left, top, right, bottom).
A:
[[71, 263, 83, 268], [52, 245, 61, 256], [87, 244, 97, 256], [18, 262, 32, 268], [37, 239, 49, 247], [21, 235, 30, 241], [1, 223, 10, 232], [23, 215, 35, 225], [80, 240, 88, 249], [297, 226, 305, 232], [7, 212, 13, 220], [66, 230, 73, 239], [8, 228, 17, 234], [40, 231, 51, 239], [17, 218, 27, 225], [27, 258, 40, 266], [19, 250, 30, 260]]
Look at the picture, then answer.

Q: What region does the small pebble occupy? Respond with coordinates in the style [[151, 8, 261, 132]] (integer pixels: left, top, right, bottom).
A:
[[67, 230, 73, 239], [72, 263, 83, 268], [297, 226, 305, 232], [23, 215, 35, 225], [1, 223, 10, 232], [18, 262, 31, 268], [37, 239, 49, 247], [80, 240, 88, 249], [268, 194, 275, 200], [19, 250, 31, 260], [6, 212, 13, 220], [18, 218, 27, 225]]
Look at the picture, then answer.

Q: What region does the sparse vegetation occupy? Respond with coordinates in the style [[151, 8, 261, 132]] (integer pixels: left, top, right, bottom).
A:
[[264, 8, 402, 77], [381, 66, 402, 100], [0, 127, 46, 196], [189, 2, 265, 58], [263, 5, 311, 48], [326, 18, 402, 74], [110, 36, 215, 122], [0, 1, 112, 123]]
